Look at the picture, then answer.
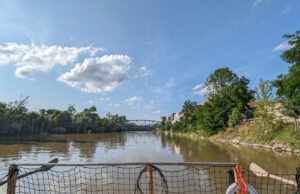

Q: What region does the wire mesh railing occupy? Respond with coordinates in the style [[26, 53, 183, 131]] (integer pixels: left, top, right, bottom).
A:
[[0, 160, 299, 194]]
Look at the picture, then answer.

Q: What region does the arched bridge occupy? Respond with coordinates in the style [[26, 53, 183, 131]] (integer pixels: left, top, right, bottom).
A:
[[124, 120, 160, 131]]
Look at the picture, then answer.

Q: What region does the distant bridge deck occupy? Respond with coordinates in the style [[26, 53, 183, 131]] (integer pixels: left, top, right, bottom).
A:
[[124, 120, 160, 131]]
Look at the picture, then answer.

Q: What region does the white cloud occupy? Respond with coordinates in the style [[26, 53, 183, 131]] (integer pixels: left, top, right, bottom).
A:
[[124, 96, 142, 106], [192, 84, 212, 96], [0, 42, 102, 78], [155, 110, 163, 114], [99, 97, 110, 101], [86, 100, 94, 104], [273, 41, 294, 52], [192, 83, 203, 90], [253, 0, 262, 8], [108, 103, 120, 107], [58, 55, 131, 93]]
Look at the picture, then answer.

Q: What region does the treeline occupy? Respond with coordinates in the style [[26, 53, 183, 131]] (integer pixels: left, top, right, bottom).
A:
[[161, 30, 300, 141], [0, 98, 127, 136]]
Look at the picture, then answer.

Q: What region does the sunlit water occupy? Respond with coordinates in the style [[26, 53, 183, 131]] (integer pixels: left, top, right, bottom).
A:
[[0, 131, 299, 179]]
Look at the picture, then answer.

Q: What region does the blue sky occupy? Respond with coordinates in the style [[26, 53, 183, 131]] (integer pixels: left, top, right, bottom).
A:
[[0, 0, 299, 120]]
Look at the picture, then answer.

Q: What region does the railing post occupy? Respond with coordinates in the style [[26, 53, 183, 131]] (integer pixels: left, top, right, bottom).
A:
[[146, 164, 154, 194], [7, 165, 18, 194], [296, 167, 300, 193]]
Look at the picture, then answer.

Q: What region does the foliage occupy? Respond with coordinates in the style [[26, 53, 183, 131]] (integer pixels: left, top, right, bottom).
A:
[[161, 67, 252, 136], [254, 79, 276, 132], [273, 30, 300, 132], [0, 98, 128, 136], [195, 68, 252, 134], [182, 100, 197, 113], [228, 108, 242, 131], [161, 116, 167, 130], [159, 30, 300, 147]]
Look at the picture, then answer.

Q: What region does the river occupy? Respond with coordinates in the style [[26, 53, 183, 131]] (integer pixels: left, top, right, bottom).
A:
[[0, 131, 299, 178]]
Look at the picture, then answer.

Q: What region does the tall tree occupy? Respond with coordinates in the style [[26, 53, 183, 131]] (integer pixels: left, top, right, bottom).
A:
[[196, 67, 252, 135], [273, 30, 300, 132], [182, 100, 197, 113], [255, 79, 275, 131]]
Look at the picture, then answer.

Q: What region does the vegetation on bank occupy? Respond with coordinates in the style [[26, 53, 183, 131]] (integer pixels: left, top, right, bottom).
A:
[[160, 30, 300, 149], [0, 99, 127, 136]]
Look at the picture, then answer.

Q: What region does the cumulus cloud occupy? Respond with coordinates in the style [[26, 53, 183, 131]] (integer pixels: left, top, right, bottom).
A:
[[0, 42, 102, 78], [155, 110, 163, 114], [58, 55, 131, 93], [124, 96, 142, 106], [99, 97, 110, 101], [273, 41, 294, 52]]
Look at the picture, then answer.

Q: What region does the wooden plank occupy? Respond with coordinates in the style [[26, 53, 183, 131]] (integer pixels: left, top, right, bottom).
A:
[[250, 163, 296, 186]]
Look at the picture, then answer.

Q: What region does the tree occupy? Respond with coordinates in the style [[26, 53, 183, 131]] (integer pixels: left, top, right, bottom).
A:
[[273, 30, 300, 132], [205, 67, 240, 95], [161, 116, 167, 130], [195, 67, 252, 134], [182, 100, 197, 113], [228, 108, 242, 131], [53, 111, 73, 132], [67, 105, 76, 116], [255, 79, 275, 128]]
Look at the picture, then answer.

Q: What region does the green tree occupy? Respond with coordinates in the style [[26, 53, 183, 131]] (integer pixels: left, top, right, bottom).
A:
[[182, 100, 197, 113], [255, 79, 275, 130], [181, 100, 197, 131], [195, 67, 252, 135], [161, 116, 167, 130], [273, 30, 300, 132], [228, 108, 242, 131], [53, 111, 73, 132]]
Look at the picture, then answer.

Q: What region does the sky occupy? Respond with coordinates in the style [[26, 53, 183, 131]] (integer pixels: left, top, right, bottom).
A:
[[0, 0, 299, 120]]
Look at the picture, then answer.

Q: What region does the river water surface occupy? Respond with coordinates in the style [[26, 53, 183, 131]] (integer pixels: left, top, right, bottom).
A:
[[0, 131, 299, 179]]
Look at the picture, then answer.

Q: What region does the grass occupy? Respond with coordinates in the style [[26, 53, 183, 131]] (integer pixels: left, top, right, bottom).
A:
[[214, 121, 300, 150]]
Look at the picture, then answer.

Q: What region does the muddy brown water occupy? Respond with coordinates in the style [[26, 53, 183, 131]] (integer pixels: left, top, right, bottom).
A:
[[0, 131, 299, 193]]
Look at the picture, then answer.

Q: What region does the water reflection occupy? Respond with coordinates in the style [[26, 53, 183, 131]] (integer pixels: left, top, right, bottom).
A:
[[0, 131, 298, 179], [161, 133, 300, 174]]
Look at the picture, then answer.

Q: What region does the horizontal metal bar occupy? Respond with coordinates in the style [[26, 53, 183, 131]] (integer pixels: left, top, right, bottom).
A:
[[13, 162, 239, 167]]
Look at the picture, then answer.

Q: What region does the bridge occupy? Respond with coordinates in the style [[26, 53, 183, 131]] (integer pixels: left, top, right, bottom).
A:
[[124, 120, 160, 131]]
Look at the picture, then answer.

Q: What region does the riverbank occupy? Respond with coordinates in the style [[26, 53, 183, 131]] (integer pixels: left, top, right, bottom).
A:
[[162, 130, 300, 156]]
